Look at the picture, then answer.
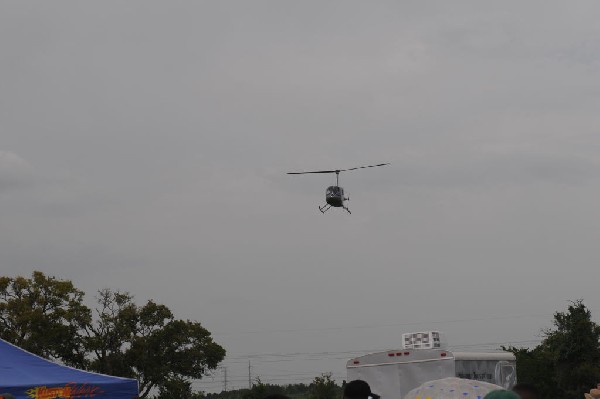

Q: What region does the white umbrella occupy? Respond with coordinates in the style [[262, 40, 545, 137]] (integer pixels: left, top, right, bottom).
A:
[[403, 377, 504, 399]]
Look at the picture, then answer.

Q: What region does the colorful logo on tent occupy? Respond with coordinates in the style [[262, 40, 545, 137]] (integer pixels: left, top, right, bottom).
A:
[[26, 383, 103, 399]]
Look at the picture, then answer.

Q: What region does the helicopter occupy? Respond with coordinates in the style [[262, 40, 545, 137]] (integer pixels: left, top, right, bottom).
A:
[[287, 163, 389, 214]]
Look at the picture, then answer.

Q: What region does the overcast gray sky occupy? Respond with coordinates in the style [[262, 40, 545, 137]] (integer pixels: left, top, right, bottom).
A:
[[2, 0, 600, 391]]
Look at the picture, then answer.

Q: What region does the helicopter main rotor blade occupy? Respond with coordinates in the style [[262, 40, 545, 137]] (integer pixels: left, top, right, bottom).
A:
[[287, 163, 389, 175], [340, 163, 390, 172], [287, 170, 338, 174]]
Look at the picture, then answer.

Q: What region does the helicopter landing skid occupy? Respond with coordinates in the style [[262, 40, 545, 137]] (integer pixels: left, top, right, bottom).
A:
[[318, 204, 351, 214], [319, 204, 331, 214]]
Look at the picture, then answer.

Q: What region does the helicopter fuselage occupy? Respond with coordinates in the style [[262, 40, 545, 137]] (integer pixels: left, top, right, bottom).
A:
[[326, 186, 346, 207]]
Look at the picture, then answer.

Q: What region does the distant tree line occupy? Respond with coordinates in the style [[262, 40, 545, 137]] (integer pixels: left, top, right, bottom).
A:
[[206, 374, 342, 399], [0, 271, 226, 399]]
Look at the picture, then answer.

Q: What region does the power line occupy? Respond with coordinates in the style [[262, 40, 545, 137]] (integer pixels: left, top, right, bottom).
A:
[[193, 339, 542, 392], [212, 313, 551, 336], [219, 339, 540, 363], [193, 375, 347, 387], [218, 371, 340, 379], [194, 338, 543, 393]]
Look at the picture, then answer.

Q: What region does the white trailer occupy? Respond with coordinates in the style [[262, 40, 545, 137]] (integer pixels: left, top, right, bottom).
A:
[[346, 349, 516, 399]]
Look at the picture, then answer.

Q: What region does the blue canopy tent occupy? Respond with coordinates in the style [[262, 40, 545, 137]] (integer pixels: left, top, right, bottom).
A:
[[0, 338, 138, 399]]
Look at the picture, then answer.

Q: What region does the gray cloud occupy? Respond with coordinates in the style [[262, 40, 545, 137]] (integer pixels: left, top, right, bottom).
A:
[[389, 151, 600, 189], [0, 151, 34, 192]]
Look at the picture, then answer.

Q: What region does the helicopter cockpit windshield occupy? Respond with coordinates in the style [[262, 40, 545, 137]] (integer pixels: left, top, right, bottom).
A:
[[326, 186, 343, 198]]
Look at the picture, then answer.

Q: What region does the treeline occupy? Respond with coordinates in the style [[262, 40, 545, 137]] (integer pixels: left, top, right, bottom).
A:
[[206, 383, 311, 399], [0, 271, 225, 399], [206, 374, 343, 399]]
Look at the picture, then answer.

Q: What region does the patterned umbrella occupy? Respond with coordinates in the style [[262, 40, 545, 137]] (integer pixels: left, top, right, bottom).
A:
[[403, 377, 504, 399]]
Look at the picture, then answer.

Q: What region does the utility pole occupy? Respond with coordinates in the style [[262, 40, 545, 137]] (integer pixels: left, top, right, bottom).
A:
[[248, 360, 251, 389], [216, 366, 228, 392]]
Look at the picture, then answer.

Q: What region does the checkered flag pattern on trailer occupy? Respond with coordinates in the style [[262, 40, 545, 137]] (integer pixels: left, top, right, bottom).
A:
[[402, 331, 441, 349]]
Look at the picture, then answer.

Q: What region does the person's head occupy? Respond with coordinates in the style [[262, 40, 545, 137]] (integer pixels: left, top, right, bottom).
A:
[[512, 383, 541, 399], [343, 380, 380, 399], [484, 390, 520, 399]]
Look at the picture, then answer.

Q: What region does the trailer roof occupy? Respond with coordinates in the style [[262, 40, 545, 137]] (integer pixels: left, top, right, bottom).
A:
[[347, 349, 515, 367], [452, 352, 515, 361]]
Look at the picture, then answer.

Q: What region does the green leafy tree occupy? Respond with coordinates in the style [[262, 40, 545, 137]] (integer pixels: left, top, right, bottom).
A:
[[309, 373, 340, 399], [85, 289, 139, 377], [542, 300, 600, 398], [243, 378, 268, 399], [507, 300, 600, 399], [208, 382, 312, 399], [155, 376, 205, 399], [505, 346, 554, 399], [242, 378, 289, 399], [0, 271, 91, 367], [85, 289, 226, 399], [0, 272, 224, 398]]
